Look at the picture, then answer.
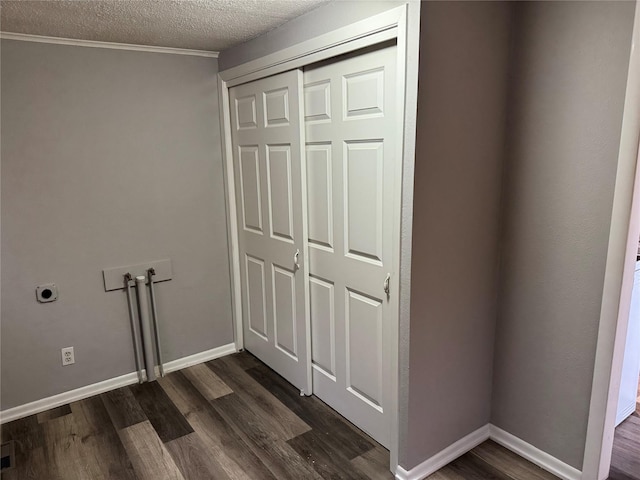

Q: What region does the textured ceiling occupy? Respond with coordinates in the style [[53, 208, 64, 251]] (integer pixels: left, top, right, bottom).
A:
[[0, 0, 331, 52]]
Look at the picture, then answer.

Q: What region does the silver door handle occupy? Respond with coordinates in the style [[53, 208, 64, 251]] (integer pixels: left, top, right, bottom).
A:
[[384, 273, 391, 297], [294, 249, 300, 270]]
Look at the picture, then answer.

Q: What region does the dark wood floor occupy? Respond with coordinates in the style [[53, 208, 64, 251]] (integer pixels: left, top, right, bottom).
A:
[[1, 351, 560, 480], [609, 381, 640, 480]]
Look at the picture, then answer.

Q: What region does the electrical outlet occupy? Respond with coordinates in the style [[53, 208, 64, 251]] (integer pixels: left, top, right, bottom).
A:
[[61, 347, 74, 366]]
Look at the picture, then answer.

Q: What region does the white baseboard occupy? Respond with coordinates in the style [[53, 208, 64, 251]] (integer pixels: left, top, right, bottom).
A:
[[489, 425, 582, 480], [615, 400, 636, 427], [395, 423, 582, 480], [0, 371, 142, 425], [395, 425, 490, 480], [161, 342, 237, 374], [0, 342, 236, 424]]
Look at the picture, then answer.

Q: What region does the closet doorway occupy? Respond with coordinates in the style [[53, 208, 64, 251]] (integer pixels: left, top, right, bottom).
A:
[[228, 42, 399, 449], [219, 7, 416, 469]]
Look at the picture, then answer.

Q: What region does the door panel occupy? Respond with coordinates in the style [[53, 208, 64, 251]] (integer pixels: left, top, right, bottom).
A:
[[310, 275, 336, 378], [246, 255, 267, 339], [230, 70, 311, 394], [306, 144, 334, 249], [304, 81, 332, 123], [272, 264, 298, 358], [304, 44, 397, 447], [343, 68, 384, 118], [235, 94, 258, 129], [346, 289, 383, 410], [344, 141, 384, 264], [264, 88, 290, 126], [239, 146, 263, 233], [266, 145, 294, 241]]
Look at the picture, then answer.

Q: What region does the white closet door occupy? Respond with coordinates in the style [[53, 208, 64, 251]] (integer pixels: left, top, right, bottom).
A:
[[303, 44, 398, 447], [616, 261, 640, 425], [230, 70, 311, 394]]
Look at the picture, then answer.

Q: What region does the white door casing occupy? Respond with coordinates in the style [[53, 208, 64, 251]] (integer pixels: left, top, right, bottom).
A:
[[303, 44, 398, 447], [229, 70, 312, 394]]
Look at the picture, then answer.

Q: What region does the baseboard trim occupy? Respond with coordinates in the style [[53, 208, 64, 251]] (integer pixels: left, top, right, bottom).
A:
[[0, 342, 236, 424], [161, 342, 236, 374], [615, 400, 636, 426], [0, 371, 141, 425], [489, 425, 582, 480], [395, 425, 490, 480], [395, 423, 582, 480]]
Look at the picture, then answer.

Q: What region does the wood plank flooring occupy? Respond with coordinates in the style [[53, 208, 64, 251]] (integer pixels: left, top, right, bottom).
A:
[[1, 351, 561, 480], [609, 379, 640, 480]]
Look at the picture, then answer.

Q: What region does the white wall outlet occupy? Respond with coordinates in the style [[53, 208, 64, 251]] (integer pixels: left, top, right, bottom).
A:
[[61, 347, 75, 366]]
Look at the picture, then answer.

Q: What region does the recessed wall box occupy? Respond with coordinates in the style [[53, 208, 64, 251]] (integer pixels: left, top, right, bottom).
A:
[[36, 284, 58, 303], [102, 259, 172, 291]]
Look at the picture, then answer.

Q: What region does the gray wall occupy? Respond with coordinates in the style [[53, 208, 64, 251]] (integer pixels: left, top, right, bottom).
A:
[[403, 1, 512, 469], [217, 0, 513, 470], [1, 40, 233, 410], [218, 0, 403, 71], [4, 1, 634, 473], [492, 1, 635, 470]]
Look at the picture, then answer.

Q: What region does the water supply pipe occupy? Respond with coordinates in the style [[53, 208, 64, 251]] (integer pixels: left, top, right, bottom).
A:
[[147, 268, 165, 377], [135, 275, 156, 382], [124, 273, 144, 384]]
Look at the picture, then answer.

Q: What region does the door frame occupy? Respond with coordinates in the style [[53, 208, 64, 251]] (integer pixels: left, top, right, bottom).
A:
[[217, 4, 420, 471], [582, 3, 640, 479]]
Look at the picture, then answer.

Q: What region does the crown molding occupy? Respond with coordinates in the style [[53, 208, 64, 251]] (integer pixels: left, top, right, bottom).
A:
[[0, 32, 219, 58]]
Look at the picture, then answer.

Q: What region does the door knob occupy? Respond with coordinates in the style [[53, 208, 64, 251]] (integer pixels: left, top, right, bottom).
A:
[[384, 273, 391, 297], [294, 249, 300, 271]]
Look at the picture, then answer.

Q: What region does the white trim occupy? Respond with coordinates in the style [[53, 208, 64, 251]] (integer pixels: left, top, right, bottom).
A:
[[0, 32, 219, 58], [583, 2, 640, 479], [388, 2, 421, 470], [395, 424, 582, 480], [218, 4, 416, 474], [160, 342, 236, 373], [223, 29, 396, 88], [393, 0, 420, 469], [295, 68, 314, 397], [0, 372, 140, 425], [490, 425, 582, 480], [0, 342, 236, 424], [395, 425, 490, 480], [219, 6, 403, 86], [218, 75, 244, 350], [615, 400, 637, 426]]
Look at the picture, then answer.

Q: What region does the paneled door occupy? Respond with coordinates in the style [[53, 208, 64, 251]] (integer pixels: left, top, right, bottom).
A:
[[303, 44, 398, 447], [230, 70, 311, 394]]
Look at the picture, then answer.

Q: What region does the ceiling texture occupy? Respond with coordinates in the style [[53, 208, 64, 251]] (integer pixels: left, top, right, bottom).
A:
[[0, 0, 331, 52]]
